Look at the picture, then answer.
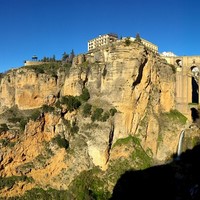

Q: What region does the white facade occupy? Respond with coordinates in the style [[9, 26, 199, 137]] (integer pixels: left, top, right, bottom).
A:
[[88, 34, 158, 53], [160, 52, 177, 57], [124, 37, 158, 53], [88, 33, 118, 51]]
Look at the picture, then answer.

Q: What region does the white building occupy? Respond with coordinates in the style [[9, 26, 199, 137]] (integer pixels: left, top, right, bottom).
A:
[[124, 37, 158, 53], [88, 33, 159, 53], [88, 33, 118, 51], [160, 52, 177, 57]]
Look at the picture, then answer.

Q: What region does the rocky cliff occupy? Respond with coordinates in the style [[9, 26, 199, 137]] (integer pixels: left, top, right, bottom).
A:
[[0, 40, 199, 199]]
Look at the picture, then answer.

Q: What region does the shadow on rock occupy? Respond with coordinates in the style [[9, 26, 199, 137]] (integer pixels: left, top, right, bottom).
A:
[[110, 144, 200, 200]]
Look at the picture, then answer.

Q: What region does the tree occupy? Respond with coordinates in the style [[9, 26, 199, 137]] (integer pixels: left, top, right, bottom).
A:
[[80, 88, 90, 102], [69, 49, 75, 63], [82, 103, 92, 117], [125, 37, 131, 46], [135, 33, 142, 43], [62, 52, 69, 61], [52, 54, 56, 61]]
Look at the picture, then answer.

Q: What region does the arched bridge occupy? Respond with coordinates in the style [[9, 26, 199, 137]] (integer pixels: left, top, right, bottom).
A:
[[163, 55, 200, 119]]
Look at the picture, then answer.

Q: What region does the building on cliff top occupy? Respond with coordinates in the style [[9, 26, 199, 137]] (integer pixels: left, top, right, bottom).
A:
[[24, 60, 45, 66], [125, 37, 158, 53], [88, 33, 158, 53], [88, 33, 118, 51]]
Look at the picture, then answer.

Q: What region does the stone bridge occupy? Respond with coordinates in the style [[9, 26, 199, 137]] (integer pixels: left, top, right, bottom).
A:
[[163, 55, 200, 120]]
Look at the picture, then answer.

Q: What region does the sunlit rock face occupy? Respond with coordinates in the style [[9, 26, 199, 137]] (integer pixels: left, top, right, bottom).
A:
[[1, 41, 195, 199], [0, 68, 66, 111], [62, 42, 177, 161]]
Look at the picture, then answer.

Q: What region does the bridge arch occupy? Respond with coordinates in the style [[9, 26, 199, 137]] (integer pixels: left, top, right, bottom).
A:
[[176, 59, 182, 67], [190, 66, 199, 104]]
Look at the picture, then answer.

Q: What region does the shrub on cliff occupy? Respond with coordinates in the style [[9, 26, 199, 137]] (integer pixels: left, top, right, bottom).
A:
[[19, 118, 28, 131], [0, 123, 9, 132], [29, 110, 41, 121], [110, 108, 117, 116], [82, 103, 92, 117], [52, 135, 69, 149], [42, 105, 55, 113], [0, 176, 29, 190], [70, 121, 79, 134], [61, 95, 81, 112], [124, 37, 131, 46], [91, 108, 104, 122], [134, 33, 142, 43], [80, 88, 90, 102]]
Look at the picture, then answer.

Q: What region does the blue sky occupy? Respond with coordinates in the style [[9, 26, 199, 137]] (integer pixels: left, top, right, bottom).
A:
[[0, 0, 199, 73]]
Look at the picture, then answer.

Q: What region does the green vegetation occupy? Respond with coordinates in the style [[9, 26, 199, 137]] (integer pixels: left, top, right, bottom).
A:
[[60, 95, 81, 112], [101, 111, 110, 122], [88, 106, 117, 122], [8, 117, 21, 123], [0, 176, 32, 190], [8, 108, 40, 129], [169, 64, 176, 73], [55, 100, 62, 109], [131, 137, 153, 169], [124, 37, 131, 46], [91, 108, 104, 122], [23, 62, 57, 76], [134, 33, 142, 43], [70, 121, 79, 134], [24, 62, 70, 78], [191, 136, 200, 147], [67, 169, 110, 200], [0, 123, 9, 132], [63, 63, 72, 76], [82, 103, 92, 117], [106, 158, 133, 184], [112, 135, 134, 148], [42, 105, 55, 113], [41, 55, 56, 62], [51, 135, 69, 149], [112, 135, 153, 169], [188, 102, 198, 105], [32, 142, 54, 168], [162, 109, 187, 125], [6, 107, 44, 131], [13, 168, 110, 200], [17, 162, 34, 175], [79, 88, 90, 102], [0, 138, 15, 148], [80, 61, 89, 68], [29, 109, 41, 121], [19, 118, 28, 131], [10, 188, 69, 200], [110, 108, 117, 116]]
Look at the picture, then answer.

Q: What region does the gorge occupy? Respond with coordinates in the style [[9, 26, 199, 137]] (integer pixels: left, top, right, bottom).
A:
[[0, 39, 200, 199]]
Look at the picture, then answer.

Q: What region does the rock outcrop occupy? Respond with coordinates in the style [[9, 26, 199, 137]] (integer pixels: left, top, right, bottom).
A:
[[0, 41, 199, 199]]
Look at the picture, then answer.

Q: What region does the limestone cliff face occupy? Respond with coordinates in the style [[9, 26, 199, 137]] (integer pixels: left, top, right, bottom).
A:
[[62, 42, 177, 161], [0, 41, 197, 198], [0, 67, 65, 112]]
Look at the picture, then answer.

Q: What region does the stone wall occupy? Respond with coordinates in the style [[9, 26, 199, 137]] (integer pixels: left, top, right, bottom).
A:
[[162, 55, 200, 119]]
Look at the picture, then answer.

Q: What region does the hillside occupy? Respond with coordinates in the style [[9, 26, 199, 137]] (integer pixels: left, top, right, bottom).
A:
[[0, 40, 199, 199]]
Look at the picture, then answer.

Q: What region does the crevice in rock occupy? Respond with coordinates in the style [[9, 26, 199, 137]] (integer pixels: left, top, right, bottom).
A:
[[102, 64, 107, 79], [83, 66, 90, 89], [132, 57, 148, 90], [78, 65, 90, 89], [106, 121, 115, 164]]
